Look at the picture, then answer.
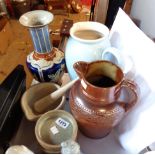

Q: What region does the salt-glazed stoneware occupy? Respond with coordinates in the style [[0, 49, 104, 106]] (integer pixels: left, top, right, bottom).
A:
[[69, 60, 139, 139], [35, 110, 78, 153], [19, 10, 65, 83], [21, 83, 65, 121]]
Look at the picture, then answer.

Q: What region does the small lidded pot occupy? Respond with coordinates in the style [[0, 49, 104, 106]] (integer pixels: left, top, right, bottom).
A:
[[35, 110, 78, 153]]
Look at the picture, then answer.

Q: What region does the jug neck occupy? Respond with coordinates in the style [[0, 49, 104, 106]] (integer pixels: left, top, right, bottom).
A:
[[70, 21, 109, 44], [19, 10, 54, 53], [79, 77, 121, 106], [74, 61, 123, 105]]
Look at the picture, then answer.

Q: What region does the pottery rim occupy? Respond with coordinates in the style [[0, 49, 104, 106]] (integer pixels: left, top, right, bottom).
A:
[[19, 10, 54, 28], [74, 60, 124, 90], [70, 21, 109, 43]]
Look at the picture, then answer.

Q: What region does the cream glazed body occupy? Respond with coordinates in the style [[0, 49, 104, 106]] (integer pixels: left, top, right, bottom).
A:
[[65, 21, 111, 80]]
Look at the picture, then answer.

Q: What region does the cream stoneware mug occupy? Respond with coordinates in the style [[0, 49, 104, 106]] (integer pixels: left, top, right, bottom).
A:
[[65, 21, 132, 80]]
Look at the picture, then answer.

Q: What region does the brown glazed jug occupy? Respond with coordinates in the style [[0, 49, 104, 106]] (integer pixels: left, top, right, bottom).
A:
[[69, 60, 138, 139]]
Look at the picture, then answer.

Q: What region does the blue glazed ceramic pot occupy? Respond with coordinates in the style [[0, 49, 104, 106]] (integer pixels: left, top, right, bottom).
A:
[[19, 10, 65, 83]]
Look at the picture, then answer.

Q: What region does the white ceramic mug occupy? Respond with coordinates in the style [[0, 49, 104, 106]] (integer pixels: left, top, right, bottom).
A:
[[65, 21, 131, 79]]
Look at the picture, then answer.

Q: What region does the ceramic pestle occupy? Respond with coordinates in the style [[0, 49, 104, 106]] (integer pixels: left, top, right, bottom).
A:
[[34, 78, 79, 113]]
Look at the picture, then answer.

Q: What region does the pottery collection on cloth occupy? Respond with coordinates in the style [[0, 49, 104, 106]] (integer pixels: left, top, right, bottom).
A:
[[17, 9, 140, 153]]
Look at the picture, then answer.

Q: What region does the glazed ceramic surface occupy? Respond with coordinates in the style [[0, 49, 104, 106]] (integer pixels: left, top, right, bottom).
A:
[[26, 48, 65, 82], [61, 139, 81, 154], [19, 10, 65, 82], [65, 21, 130, 80], [21, 82, 65, 121], [65, 22, 110, 80], [35, 110, 78, 153], [69, 60, 139, 138]]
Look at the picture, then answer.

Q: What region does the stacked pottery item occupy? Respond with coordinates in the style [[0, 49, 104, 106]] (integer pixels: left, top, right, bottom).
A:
[[19, 10, 65, 83], [19, 11, 78, 153]]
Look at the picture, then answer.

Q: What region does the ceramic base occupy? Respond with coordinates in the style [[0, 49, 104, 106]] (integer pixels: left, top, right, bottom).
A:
[[27, 48, 65, 83]]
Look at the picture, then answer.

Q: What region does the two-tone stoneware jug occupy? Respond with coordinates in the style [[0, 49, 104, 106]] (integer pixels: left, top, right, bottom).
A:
[[69, 60, 139, 139]]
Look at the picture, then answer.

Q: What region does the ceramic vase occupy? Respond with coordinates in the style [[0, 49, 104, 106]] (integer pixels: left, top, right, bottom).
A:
[[19, 10, 65, 83]]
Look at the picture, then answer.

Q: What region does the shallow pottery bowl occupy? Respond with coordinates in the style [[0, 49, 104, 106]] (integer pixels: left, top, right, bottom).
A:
[[21, 83, 65, 121], [35, 110, 78, 153]]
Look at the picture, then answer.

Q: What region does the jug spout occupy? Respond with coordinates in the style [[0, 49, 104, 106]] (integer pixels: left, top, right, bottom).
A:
[[73, 61, 89, 79]]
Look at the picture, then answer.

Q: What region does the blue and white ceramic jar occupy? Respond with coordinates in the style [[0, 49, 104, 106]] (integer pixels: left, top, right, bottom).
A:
[[19, 10, 65, 83]]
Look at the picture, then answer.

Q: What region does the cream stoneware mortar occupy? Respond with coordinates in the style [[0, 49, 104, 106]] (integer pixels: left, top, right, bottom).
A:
[[21, 82, 65, 121]]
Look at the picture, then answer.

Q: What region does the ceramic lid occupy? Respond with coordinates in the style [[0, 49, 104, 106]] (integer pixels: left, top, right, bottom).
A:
[[35, 110, 78, 153]]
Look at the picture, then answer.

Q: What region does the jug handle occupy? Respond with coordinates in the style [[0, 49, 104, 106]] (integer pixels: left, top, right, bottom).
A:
[[116, 79, 139, 112], [101, 47, 124, 69]]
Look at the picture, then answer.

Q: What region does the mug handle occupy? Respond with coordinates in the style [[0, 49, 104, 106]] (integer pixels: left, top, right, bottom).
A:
[[102, 47, 124, 69], [116, 79, 139, 112]]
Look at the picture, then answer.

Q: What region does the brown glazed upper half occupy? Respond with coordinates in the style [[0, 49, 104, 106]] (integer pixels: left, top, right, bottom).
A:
[[73, 61, 125, 105]]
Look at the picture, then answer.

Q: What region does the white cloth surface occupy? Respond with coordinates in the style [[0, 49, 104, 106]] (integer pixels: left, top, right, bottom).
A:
[[110, 8, 155, 153]]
